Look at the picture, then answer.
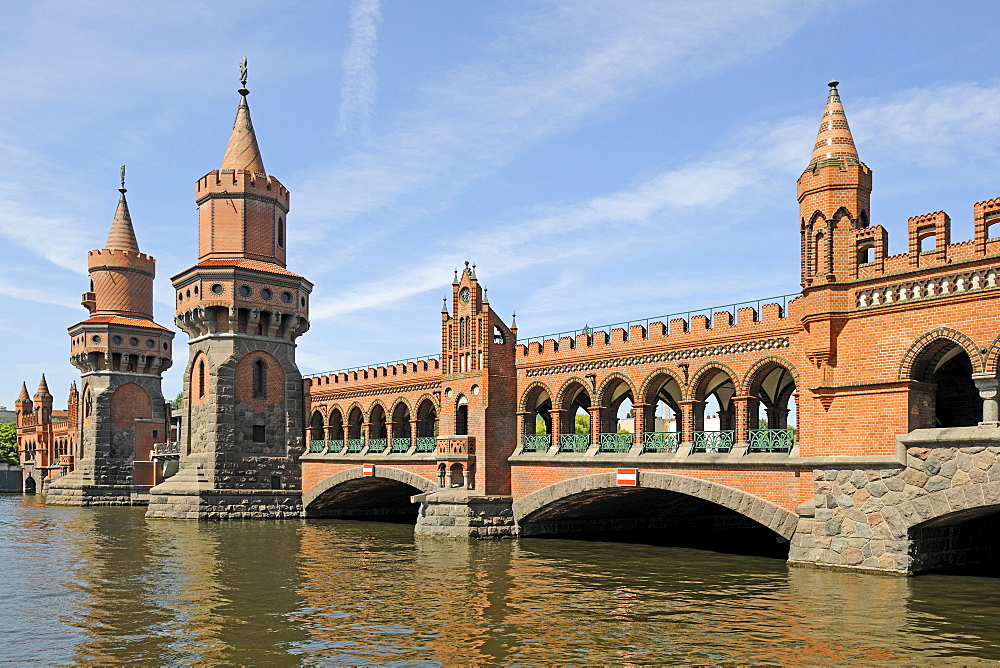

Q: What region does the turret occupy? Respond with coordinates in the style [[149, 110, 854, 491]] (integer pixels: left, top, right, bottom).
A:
[[15, 383, 32, 426], [797, 81, 873, 287], [33, 375, 53, 424]]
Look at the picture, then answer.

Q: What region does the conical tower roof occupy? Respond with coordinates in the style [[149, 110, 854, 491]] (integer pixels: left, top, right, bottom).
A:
[[221, 90, 266, 174], [808, 80, 859, 168], [105, 183, 140, 253], [34, 374, 51, 398], [17, 382, 30, 403]]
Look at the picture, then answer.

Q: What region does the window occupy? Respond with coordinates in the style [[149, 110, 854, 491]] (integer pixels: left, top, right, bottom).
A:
[[456, 396, 469, 435], [198, 360, 206, 399], [253, 359, 267, 399], [152, 430, 158, 438], [271, 475, 281, 490], [253, 425, 266, 442], [277, 218, 284, 248]]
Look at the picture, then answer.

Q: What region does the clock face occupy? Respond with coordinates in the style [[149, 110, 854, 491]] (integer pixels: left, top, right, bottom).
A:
[[460, 287, 471, 303]]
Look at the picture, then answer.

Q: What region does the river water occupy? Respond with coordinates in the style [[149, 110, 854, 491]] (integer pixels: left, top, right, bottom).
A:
[[2, 495, 1000, 665]]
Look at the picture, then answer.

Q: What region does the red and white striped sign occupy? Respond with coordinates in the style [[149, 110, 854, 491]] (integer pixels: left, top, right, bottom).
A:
[[616, 468, 637, 486], [362, 463, 375, 477]]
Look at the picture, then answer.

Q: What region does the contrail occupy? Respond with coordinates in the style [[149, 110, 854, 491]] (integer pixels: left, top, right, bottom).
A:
[[337, 0, 382, 137]]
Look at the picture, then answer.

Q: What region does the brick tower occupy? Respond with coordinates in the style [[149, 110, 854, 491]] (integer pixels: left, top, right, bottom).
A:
[[48, 171, 175, 505], [413, 262, 519, 537], [147, 63, 312, 519]]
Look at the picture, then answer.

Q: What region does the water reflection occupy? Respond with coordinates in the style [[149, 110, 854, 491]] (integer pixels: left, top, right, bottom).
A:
[[3, 496, 1000, 664]]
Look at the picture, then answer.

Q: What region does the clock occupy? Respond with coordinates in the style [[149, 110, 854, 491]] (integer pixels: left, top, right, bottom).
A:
[[460, 287, 471, 303]]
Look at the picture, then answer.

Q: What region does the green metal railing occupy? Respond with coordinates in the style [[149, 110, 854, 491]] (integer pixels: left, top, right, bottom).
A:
[[643, 431, 680, 453], [391, 438, 411, 453], [559, 433, 589, 452], [692, 430, 735, 453], [346, 438, 365, 453], [305, 354, 439, 379], [415, 437, 436, 452], [518, 293, 798, 348], [598, 433, 632, 453], [368, 438, 388, 452], [522, 433, 551, 452], [327, 440, 345, 453], [747, 429, 795, 453], [309, 440, 325, 453]]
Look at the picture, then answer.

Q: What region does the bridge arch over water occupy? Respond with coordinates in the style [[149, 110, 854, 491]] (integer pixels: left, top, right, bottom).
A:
[[513, 472, 798, 556], [303, 466, 437, 520]]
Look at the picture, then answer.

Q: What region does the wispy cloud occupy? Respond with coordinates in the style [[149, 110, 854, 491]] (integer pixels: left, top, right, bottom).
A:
[[337, 0, 382, 137]]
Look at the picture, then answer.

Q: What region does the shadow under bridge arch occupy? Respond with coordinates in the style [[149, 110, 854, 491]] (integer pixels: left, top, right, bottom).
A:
[[303, 466, 437, 523], [513, 472, 798, 558]]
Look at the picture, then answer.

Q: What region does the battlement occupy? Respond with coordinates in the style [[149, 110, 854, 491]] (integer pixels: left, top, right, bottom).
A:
[[87, 248, 155, 269], [196, 170, 290, 205], [515, 295, 799, 364], [306, 356, 442, 396]]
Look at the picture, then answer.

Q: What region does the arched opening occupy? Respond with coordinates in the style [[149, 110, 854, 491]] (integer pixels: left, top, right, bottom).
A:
[[449, 463, 465, 488], [909, 505, 1000, 574], [390, 402, 411, 452], [813, 231, 826, 276], [857, 241, 874, 265], [347, 406, 364, 452], [693, 369, 736, 453], [197, 359, 206, 400], [522, 385, 552, 452], [642, 373, 683, 453], [747, 363, 797, 453], [328, 408, 344, 452], [252, 358, 267, 399], [598, 378, 634, 453], [908, 338, 982, 429], [304, 476, 428, 523], [455, 396, 468, 436], [918, 232, 936, 253], [309, 410, 325, 452], [23, 475, 36, 495], [415, 399, 437, 452], [518, 485, 789, 559], [558, 382, 591, 452], [368, 404, 387, 451]]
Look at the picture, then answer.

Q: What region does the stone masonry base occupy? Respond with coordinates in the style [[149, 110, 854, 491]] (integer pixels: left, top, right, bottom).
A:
[[412, 490, 517, 538]]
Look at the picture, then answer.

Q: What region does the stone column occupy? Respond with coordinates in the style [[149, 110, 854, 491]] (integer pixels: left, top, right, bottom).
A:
[[973, 373, 1000, 426], [437, 466, 446, 488]]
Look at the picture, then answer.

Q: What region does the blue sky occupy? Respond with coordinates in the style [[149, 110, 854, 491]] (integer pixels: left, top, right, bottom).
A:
[[2, 0, 1000, 407]]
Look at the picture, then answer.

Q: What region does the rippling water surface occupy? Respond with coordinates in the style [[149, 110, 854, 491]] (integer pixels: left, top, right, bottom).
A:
[[3, 494, 1000, 665]]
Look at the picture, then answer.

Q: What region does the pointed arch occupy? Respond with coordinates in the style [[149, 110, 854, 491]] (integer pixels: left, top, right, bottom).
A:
[[691, 362, 742, 398], [638, 367, 687, 404], [554, 376, 593, 408], [596, 372, 637, 408], [520, 381, 554, 413], [898, 328, 983, 381]]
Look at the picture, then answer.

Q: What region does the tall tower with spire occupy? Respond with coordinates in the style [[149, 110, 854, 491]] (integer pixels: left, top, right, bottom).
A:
[[48, 169, 175, 505], [147, 61, 312, 519], [797, 81, 873, 287]]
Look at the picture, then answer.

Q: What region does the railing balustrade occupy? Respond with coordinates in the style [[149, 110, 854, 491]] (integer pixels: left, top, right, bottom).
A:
[[642, 431, 680, 453], [598, 432, 632, 453], [522, 433, 551, 452], [415, 437, 436, 452], [346, 438, 365, 453], [559, 433, 589, 452], [368, 438, 388, 452], [309, 439, 325, 453], [390, 438, 411, 453], [327, 440, 345, 453], [692, 430, 735, 453], [747, 429, 795, 453]]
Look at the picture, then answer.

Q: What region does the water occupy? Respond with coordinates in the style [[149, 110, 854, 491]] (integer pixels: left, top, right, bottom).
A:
[[2, 495, 1000, 665]]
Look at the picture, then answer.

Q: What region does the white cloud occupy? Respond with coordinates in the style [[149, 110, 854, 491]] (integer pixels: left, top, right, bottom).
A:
[[337, 0, 382, 137]]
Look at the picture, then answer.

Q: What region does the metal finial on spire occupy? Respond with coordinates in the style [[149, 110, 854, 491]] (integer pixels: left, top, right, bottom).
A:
[[453, 268, 459, 285], [511, 312, 517, 328], [239, 57, 250, 96], [441, 297, 449, 313], [828, 79, 839, 89], [119, 164, 126, 193]]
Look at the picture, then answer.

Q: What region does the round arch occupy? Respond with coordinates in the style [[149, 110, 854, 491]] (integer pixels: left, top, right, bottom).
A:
[[302, 465, 437, 513], [513, 471, 798, 540]]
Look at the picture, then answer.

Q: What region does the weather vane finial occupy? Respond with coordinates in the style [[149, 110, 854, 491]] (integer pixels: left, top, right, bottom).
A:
[[119, 164, 126, 193], [239, 57, 249, 95]]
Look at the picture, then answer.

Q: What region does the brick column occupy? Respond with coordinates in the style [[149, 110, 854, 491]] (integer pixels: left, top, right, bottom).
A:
[[732, 396, 755, 444], [678, 400, 703, 444], [409, 418, 419, 447], [362, 422, 371, 450], [632, 402, 649, 445], [516, 411, 531, 445], [549, 409, 564, 451], [588, 405, 602, 446]]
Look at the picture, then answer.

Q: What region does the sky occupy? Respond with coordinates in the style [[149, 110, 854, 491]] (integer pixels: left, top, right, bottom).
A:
[[2, 0, 1000, 407]]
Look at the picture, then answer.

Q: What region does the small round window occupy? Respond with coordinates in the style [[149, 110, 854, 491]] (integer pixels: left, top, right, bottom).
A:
[[212, 284, 224, 294], [261, 288, 273, 300], [145, 339, 155, 348], [280, 291, 293, 304], [91, 335, 101, 343], [112, 335, 123, 345], [239, 285, 252, 298], [300, 297, 306, 307], [177, 292, 183, 302], [193, 286, 199, 295], [129, 337, 139, 346]]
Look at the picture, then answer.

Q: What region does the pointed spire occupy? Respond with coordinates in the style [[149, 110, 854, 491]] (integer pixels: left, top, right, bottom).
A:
[[511, 312, 517, 328], [70, 381, 78, 395], [221, 57, 266, 174], [453, 269, 460, 285], [35, 374, 51, 398], [470, 262, 477, 280], [808, 80, 858, 168], [441, 297, 449, 314], [104, 165, 140, 253], [482, 287, 489, 304], [17, 382, 30, 402]]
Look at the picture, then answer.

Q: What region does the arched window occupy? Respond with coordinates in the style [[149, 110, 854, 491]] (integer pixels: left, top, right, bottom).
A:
[[253, 359, 266, 399], [198, 360, 206, 400], [277, 218, 284, 248], [456, 395, 469, 435]]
